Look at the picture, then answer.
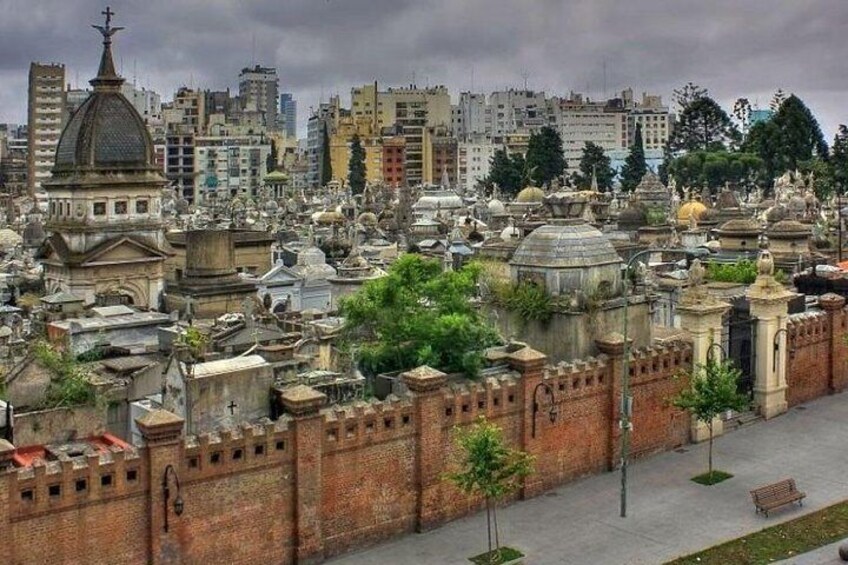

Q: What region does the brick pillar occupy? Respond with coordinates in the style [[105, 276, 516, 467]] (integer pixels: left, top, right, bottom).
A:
[[0, 439, 14, 564], [747, 271, 796, 419], [505, 346, 547, 499], [280, 385, 327, 565], [402, 365, 448, 532], [820, 293, 847, 393], [677, 296, 730, 442], [596, 333, 628, 471], [136, 409, 185, 565]]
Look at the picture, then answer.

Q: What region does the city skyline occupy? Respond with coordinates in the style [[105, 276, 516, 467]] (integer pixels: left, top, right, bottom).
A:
[[0, 0, 845, 139]]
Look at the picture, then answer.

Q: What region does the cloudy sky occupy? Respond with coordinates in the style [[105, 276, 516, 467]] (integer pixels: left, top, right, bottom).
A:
[[0, 0, 846, 139]]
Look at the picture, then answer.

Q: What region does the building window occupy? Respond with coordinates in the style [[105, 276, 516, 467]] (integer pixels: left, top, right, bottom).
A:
[[114, 201, 128, 215], [136, 199, 149, 214], [93, 202, 107, 216]]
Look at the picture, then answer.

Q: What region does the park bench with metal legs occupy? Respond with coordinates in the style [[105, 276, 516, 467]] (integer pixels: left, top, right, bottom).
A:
[[750, 478, 806, 517]]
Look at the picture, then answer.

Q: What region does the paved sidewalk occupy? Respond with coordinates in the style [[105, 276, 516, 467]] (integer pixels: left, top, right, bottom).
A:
[[328, 393, 848, 565]]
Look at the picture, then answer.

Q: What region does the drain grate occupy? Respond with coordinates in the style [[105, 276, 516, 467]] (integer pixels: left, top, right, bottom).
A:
[[674, 448, 689, 454], [796, 406, 807, 411]]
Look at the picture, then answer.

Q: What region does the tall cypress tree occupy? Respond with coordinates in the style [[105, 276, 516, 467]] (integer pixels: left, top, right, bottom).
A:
[[620, 123, 647, 191], [348, 134, 367, 195], [320, 123, 333, 186]]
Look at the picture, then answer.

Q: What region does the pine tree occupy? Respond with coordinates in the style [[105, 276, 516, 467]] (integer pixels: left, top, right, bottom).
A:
[[524, 126, 566, 187], [620, 124, 647, 191], [320, 123, 332, 187], [348, 134, 367, 195], [833, 125, 848, 194], [771, 95, 829, 169], [670, 95, 738, 152], [574, 142, 614, 191], [266, 138, 278, 172], [485, 148, 525, 197]]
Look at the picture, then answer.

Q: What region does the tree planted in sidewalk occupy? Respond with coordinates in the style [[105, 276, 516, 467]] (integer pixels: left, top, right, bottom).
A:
[[673, 357, 749, 484], [447, 416, 533, 563]]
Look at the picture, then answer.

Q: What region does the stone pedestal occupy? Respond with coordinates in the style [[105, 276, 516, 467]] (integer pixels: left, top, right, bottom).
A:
[[747, 274, 796, 420], [677, 290, 731, 442], [596, 333, 629, 470]]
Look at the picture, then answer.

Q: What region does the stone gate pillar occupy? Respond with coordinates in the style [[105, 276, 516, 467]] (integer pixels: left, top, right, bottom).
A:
[[506, 346, 547, 499], [136, 409, 185, 565], [281, 385, 327, 564], [747, 253, 796, 419], [677, 275, 731, 442], [596, 333, 628, 470], [0, 439, 14, 563], [820, 293, 848, 393], [402, 365, 448, 532]]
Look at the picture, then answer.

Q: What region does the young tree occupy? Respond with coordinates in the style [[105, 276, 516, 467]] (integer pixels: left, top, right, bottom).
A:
[[320, 123, 333, 186], [574, 141, 614, 191], [620, 123, 647, 191], [339, 255, 500, 377], [448, 417, 533, 562], [266, 138, 278, 173], [348, 134, 367, 195], [485, 148, 525, 197], [673, 358, 749, 482], [524, 126, 566, 187]]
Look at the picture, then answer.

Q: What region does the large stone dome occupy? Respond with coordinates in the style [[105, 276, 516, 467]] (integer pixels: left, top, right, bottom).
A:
[[509, 219, 622, 296], [53, 92, 155, 173]]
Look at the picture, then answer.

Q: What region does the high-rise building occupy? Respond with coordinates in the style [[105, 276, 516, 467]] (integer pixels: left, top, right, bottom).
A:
[[27, 63, 67, 197], [163, 87, 206, 202], [121, 83, 162, 124], [279, 93, 297, 138], [306, 96, 341, 188], [351, 83, 451, 186], [239, 65, 279, 131], [452, 92, 490, 141], [488, 89, 547, 136], [194, 135, 271, 202], [458, 140, 496, 194]]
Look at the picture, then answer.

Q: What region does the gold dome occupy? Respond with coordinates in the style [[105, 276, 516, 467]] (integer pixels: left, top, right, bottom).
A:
[[516, 185, 545, 203], [677, 199, 707, 222]]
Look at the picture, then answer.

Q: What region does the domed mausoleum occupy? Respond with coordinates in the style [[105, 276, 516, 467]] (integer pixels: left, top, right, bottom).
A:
[[38, 13, 170, 308]]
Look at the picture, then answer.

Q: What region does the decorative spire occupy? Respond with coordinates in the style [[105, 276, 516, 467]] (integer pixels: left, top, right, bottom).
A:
[[90, 6, 125, 91]]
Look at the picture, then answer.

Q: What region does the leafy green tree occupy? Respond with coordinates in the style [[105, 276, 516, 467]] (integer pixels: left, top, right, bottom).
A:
[[340, 255, 500, 377], [573, 141, 614, 191], [485, 149, 526, 197], [667, 151, 764, 190], [620, 123, 647, 191], [672, 82, 709, 113], [524, 126, 566, 187], [348, 134, 367, 195], [320, 123, 332, 186], [673, 358, 749, 481], [671, 95, 738, 152], [447, 416, 533, 562], [742, 119, 784, 184]]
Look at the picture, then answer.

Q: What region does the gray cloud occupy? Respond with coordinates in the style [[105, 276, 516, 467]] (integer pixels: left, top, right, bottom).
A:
[[0, 0, 846, 139]]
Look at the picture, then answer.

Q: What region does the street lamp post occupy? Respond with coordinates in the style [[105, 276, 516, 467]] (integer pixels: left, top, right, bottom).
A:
[[162, 464, 184, 533], [620, 247, 697, 518]]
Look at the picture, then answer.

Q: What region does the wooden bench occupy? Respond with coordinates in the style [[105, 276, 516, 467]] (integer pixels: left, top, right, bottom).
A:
[[750, 479, 806, 517]]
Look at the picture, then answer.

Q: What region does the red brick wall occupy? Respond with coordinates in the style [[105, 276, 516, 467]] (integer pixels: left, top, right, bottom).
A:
[[1, 344, 694, 564]]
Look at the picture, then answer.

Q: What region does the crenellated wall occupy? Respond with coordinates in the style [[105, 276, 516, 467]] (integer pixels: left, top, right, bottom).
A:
[[1, 344, 695, 565], [786, 304, 848, 407]]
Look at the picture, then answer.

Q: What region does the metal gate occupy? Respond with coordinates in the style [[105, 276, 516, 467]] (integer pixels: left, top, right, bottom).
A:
[[722, 303, 756, 399]]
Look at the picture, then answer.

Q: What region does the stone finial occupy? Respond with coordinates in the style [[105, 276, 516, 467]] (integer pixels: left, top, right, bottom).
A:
[[819, 293, 846, 312], [279, 385, 327, 417], [401, 365, 447, 393], [136, 409, 184, 443], [757, 248, 775, 277]]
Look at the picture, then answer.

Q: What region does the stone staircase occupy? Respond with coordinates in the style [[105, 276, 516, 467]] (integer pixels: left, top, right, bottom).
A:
[[721, 410, 762, 433]]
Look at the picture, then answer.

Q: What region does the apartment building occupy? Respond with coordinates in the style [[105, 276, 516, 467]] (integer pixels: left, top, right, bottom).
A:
[[458, 140, 496, 194], [279, 93, 297, 138], [239, 65, 279, 131], [27, 63, 67, 196], [194, 135, 270, 202]]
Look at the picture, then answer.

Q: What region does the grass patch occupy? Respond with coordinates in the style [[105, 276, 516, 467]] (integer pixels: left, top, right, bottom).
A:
[[469, 546, 524, 564], [667, 499, 848, 564], [691, 470, 733, 485]]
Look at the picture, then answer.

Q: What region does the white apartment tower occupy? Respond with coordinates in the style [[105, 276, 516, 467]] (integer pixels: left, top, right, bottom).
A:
[[27, 62, 67, 197], [239, 65, 279, 131]]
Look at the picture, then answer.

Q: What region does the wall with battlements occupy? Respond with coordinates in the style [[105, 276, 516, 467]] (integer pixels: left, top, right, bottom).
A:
[[1, 343, 694, 565], [786, 303, 848, 407]]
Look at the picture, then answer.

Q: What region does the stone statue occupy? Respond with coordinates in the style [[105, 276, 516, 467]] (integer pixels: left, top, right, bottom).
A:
[[688, 259, 706, 288], [757, 249, 775, 277], [688, 211, 698, 231]]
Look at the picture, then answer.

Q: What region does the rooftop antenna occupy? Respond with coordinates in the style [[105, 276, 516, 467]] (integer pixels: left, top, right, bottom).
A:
[[133, 59, 137, 87], [470, 65, 475, 92], [521, 71, 529, 91], [251, 33, 256, 67], [603, 58, 607, 99]]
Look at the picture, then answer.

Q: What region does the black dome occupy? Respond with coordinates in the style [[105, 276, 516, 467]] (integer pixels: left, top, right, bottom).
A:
[[53, 91, 154, 173]]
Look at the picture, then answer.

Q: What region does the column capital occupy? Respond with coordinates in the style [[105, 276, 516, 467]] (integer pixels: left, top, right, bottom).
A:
[[505, 346, 547, 374]]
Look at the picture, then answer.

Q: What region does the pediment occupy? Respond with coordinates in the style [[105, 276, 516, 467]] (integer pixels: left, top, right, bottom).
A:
[[260, 264, 300, 284], [82, 237, 168, 265]]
